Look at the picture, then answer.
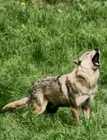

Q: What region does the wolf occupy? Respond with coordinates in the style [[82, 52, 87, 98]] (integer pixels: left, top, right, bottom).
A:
[[2, 49, 100, 122]]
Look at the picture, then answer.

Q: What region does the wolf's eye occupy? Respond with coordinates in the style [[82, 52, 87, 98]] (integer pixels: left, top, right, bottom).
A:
[[86, 52, 90, 55]]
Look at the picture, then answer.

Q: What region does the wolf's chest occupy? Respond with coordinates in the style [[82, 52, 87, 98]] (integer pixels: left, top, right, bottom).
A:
[[75, 84, 97, 107]]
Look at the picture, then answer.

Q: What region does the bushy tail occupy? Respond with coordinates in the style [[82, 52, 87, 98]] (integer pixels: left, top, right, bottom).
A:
[[2, 97, 29, 112]]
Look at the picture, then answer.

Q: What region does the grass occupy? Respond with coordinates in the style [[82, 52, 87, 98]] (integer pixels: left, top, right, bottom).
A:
[[0, 0, 107, 139]]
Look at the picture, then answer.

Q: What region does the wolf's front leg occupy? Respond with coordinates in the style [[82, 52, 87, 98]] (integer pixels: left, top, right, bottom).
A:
[[82, 104, 90, 119], [70, 106, 79, 123]]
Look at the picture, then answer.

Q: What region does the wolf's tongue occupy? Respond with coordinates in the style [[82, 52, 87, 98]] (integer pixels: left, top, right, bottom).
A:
[[95, 62, 100, 65], [94, 61, 100, 66]]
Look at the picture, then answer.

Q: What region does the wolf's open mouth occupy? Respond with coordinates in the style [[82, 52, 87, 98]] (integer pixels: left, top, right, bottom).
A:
[[92, 52, 100, 67]]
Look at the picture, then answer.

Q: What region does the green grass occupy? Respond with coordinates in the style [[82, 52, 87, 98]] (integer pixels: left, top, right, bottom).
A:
[[0, 0, 107, 139]]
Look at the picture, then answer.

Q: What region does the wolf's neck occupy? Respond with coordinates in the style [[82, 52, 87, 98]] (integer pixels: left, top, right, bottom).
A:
[[75, 67, 99, 85]]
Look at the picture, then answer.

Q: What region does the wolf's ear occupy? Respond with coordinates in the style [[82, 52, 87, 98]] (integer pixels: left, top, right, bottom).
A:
[[73, 60, 81, 65]]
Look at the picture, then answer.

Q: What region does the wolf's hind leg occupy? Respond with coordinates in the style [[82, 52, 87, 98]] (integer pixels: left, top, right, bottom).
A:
[[32, 97, 48, 115]]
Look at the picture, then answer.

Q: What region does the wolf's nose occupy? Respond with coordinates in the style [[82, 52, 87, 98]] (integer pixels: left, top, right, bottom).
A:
[[95, 48, 99, 52]]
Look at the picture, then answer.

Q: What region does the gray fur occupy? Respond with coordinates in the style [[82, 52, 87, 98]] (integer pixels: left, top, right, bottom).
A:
[[2, 49, 100, 122]]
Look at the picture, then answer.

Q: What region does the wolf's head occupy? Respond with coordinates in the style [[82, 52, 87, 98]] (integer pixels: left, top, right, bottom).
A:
[[74, 49, 101, 70]]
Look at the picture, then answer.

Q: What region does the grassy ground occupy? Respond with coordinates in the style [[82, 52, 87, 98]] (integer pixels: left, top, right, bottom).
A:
[[0, 0, 107, 139]]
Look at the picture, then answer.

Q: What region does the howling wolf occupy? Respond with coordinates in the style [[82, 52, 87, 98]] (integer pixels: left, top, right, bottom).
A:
[[2, 49, 101, 121]]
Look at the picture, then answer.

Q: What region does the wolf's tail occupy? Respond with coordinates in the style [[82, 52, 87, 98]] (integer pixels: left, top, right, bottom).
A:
[[2, 97, 29, 112]]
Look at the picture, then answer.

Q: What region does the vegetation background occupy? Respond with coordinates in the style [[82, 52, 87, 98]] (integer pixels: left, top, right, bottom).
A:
[[0, 0, 107, 139]]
